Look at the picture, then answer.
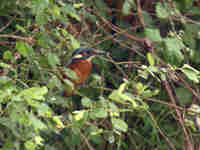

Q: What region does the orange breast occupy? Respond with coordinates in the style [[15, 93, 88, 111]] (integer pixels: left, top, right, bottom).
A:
[[68, 60, 92, 85], [63, 60, 92, 97]]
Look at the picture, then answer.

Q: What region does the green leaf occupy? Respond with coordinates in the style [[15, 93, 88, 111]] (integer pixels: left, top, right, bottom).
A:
[[19, 87, 48, 101], [156, 2, 170, 19], [16, 24, 26, 33], [181, 64, 200, 83], [118, 82, 128, 93], [16, 41, 34, 57], [62, 68, 79, 81], [34, 136, 44, 146], [62, 5, 81, 21], [47, 53, 60, 68], [81, 97, 93, 108], [63, 79, 74, 93], [30, 113, 47, 130], [69, 35, 80, 50], [90, 108, 108, 119], [144, 28, 162, 42], [111, 118, 128, 132], [36, 13, 48, 25], [37, 103, 52, 117], [109, 90, 122, 103], [47, 76, 62, 89], [3, 51, 12, 60], [0, 76, 11, 85], [163, 38, 185, 65], [176, 88, 193, 105], [24, 141, 37, 150], [73, 110, 86, 121], [122, 0, 135, 15], [120, 93, 138, 108], [73, 3, 84, 8], [94, 0, 109, 17], [109, 102, 120, 117], [53, 116, 65, 128], [0, 62, 11, 69], [147, 53, 155, 66]]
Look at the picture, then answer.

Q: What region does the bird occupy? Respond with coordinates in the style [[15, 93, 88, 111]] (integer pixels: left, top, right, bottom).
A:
[[61, 48, 105, 98]]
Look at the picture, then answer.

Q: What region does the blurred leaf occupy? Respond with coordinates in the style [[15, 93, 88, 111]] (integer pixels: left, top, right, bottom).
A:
[[176, 87, 193, 105], [53, 116, 65, 128], [163, 38, 185, 65], [47, 53, 60, 68], [30, 113, 47, 130], [47, 76, 62, 89], [81, 97, 93, 108], [109, 102, 120, 117], [34, 136, 44, 146], [63, 79, 74, 94], [0, 76, 11, 85], [156, 2, 170, 19], [31, 0, 49, 14], [180, 64, 200, 83], [94, 0, 109, 17], [3, 51, 12, 60], [73, 110, 86, 121], [147, 52, 155, 66], [62, 5, 81, 21], [143, 11, 153, 26], [19, 87, 48, 101], [37, 103, 52, 117], [73, 3, 84, 8], [16, 41, 34, 57], [109, 90, 122, 103], [69, 35, 80, 50], [62, 68, 79, 81], [122, 0, 136, 15], [24, 141, 36, 150], [111, 118, 128, 132], [118, 82, 128, 93], [16, 24, 26, 33], [0, 62, 11, 69], [144, 28, 162, 42], [90, 108, 108, 119]]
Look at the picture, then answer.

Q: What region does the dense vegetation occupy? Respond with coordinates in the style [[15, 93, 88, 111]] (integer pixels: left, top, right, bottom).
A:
[[0, 0, 200, 149]]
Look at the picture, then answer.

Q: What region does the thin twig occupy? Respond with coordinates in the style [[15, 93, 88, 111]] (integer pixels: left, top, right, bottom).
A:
[[106, 54, 129, 79], [0, 34, 36, 44], [80, 131, 94, 150], [0, 16, 16, 33], [163, 80, 193, 150], [146, 111, 177, 150]]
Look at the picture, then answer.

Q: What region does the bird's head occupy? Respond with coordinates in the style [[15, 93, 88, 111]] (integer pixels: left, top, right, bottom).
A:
[[71, 48, 105, 62]]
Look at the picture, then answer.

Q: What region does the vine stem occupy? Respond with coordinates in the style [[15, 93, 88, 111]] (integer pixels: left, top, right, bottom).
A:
[[163, 80, 193, 150]]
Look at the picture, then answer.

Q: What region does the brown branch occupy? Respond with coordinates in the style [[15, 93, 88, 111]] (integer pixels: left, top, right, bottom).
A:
[[163, 80, 193, 150], [178, 74, 200, 101], [147, 111, 176, 150], [136, 0, 146, 28], [0, 34, 36, 45], [85, 7, 151, 49], [107, 54, 129, 79], [0, 41, 15, 45], [0, 16, 16, 33], [80, 131, 94, 150]]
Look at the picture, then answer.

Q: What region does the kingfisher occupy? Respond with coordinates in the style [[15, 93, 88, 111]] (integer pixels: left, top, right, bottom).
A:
[[61, 48, 105, 98]]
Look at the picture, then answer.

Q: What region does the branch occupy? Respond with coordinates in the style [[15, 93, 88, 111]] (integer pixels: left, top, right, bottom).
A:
[[80, 131, 94, 150], [0, 34, 36, 45], [163, 80, 193, 150], [0, 16, 16, 33]]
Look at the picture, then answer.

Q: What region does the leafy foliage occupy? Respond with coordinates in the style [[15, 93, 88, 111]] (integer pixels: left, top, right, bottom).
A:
[[0, 0, 200, 150]]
